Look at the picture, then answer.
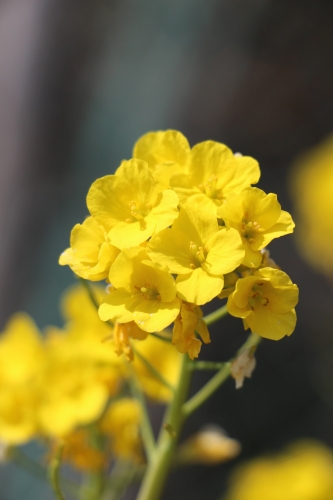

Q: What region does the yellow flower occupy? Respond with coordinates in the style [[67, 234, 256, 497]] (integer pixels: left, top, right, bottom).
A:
[[87, 159, 179, 249], [147, 200, 244, 305], [227, 268, 299, 340], [133, 129, 190, 185], [38, 351, 110, 437], [218, 187, 295, 268], [59, 217, 119, 281], [172, 302, 210, 359], [170, 141, 260, 211], [100, 398, 143, 463], [132, 333, 182, 402], [99, 247, 180, 332], [0, 314, 43, 444], [225, 441, 333, 500], [0, 313, 44, 385], [133, 130, 190, 170]]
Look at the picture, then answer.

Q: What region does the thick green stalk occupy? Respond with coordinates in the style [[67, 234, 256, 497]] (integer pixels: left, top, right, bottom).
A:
[[136, 354, 193, 500]]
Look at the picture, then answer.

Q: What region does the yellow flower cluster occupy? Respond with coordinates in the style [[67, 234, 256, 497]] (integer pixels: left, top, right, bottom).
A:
[[60, 130, 298, 357], [0, 285, 180, 469], [224, 441, 333, 500]]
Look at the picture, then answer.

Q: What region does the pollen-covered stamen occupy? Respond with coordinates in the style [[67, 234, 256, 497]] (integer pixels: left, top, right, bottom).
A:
[[129, 201, 145, 221], [135, 283, 161, 300], [248, 284, 269, 309], [241, 215, 261, 242], [189, 241, 206, 265], [198, 175, 223, 200]]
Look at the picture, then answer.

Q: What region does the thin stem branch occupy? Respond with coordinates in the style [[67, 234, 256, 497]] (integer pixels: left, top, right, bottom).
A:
[[191, 361, 225, 371], [131, 344, 175, 393], [48, 442, 67, 500], [127, 363, 156, 463], [203, 304, 228, 326], [182, 333, 262, 418]]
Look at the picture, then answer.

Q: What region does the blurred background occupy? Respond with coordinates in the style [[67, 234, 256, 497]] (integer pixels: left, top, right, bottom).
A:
[[1, 0, 333, 498]]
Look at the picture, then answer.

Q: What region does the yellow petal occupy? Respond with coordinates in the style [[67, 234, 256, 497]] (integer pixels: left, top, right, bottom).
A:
[[176, 268, 224, 305], [133, 130, 190, 170]]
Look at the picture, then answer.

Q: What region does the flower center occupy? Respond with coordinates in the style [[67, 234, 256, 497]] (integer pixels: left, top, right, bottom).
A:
[[198, 175, 223, 200], [135, 283, 160, 300], [189, 241, 208, 268], [248, 283, 269, 309], [125, 201, 152, 223], [241, 214, 261, 244]]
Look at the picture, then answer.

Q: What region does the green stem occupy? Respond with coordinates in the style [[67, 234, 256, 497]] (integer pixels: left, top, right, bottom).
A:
[[127, 363, 156, 463], [79, 278, 100, 310], [203, 304, 228, 326], [131, 344, 175, 393], [136, 353, 193, 500], [48, 443, 67, 500], [191, 361, 225, 371], [182, 333, 262, 418]]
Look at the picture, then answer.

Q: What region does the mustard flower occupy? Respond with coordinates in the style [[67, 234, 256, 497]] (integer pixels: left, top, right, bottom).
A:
[[99, 247, 180, 332], [227, 267, 299, 340], [147, 200, 245, 305], [172, 301, 210, 359], [218, 187, 295, 268], [87, 159, 179, 249], [169, 141, 260, 211], [0, 314, 44, 444], [59, 217, 120, 281]]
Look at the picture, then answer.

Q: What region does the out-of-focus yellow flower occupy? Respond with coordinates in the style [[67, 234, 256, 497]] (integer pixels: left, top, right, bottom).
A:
[[227, 268, 299, 340], [61, 428, 106, 472], [100, 398, 143, 463], [172, 302, 210, 359], [0, 314, 44, 444], [38, 333, 112, 438], [170, 141, 260, 212], [218, 188, 295, 268], [224, 441, 333, 500], [132, 334, 182, 402], [291, 135, 333, 276], [87, 159, 179, 249], [178, 425, 241, 465], [0, 313, 44, 385], [147, 200, 244, 305], [99, 247, 180, 332], [59, 217, 120, 281]]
